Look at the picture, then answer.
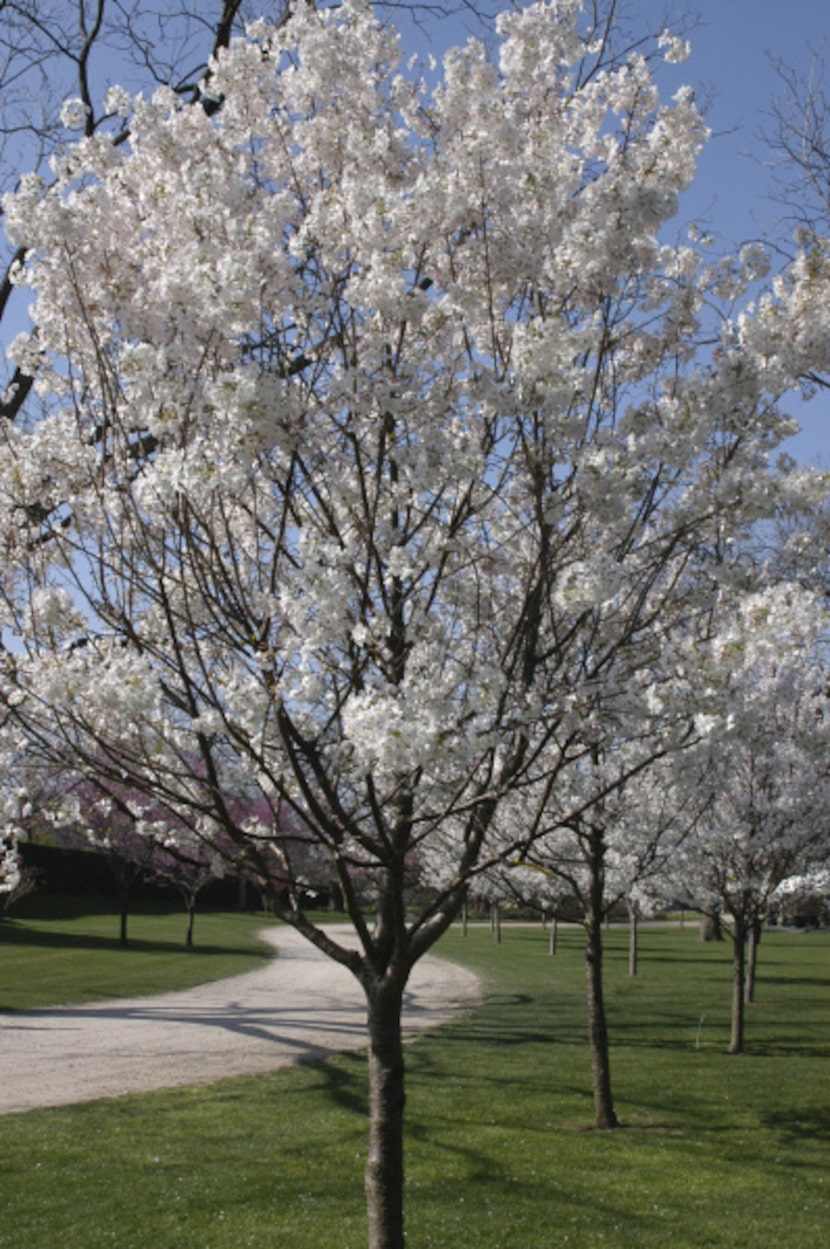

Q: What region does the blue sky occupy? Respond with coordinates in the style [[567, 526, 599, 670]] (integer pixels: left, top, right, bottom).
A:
[[658, 0, 825, 243], [647, 0, 830, 467]]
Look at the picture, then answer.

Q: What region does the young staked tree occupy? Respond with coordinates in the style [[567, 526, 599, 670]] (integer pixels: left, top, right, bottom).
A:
[[0, 3, 827, 1244]]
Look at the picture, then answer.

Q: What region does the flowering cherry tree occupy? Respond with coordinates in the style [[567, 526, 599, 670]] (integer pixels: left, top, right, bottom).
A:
[[0, 722, 30, 904], [772, 866, 830, 926], [0, 2, 827, 1243], [501, 718, 702, 1127], [663, 583, 830, 1054]]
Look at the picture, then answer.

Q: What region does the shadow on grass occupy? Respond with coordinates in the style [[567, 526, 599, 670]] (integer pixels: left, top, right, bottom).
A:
[[424, 992, 548, 1043], [762, 1105, 830, 1144], [0, 917, 272, 962], [630, 952, 731, 965], [314, 1050, 368, 1119], [741, 1042, 830, 1059], [759, 974, 830, 988]]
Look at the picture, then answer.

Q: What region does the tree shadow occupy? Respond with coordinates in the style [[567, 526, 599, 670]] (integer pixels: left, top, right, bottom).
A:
[[312, 1049, 368, 1118], [0, 917, 272, 962], [759, 974, 830, 988], [761, 1105, 830, 1145], [742, 1041, 830, 1059], [421, 992, 545, 1047]]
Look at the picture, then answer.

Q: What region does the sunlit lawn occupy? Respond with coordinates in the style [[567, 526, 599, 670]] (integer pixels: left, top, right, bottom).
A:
[[0, 896, 273, 1008], [0, 910, 827, 1248]]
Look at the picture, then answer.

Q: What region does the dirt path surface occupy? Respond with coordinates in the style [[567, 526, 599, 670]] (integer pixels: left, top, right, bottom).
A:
[[0, 925, 480, 1116]]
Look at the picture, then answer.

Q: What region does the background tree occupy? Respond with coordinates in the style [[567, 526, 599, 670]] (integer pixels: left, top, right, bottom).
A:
[[1, 3, 828, 1245], [139, 831, 224, 948], [664, 582, 830, 1054], [771, 864, 830, 927], [51, 776, 161, 946], [510, 724, 701, 1128], [0, 828, 19, 898]]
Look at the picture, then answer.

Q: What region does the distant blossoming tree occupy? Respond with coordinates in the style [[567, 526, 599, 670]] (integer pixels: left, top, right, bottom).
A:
[[493, 714, 702, 1128], [0, 829, 20, 899], [663, 584, 830, 1053]]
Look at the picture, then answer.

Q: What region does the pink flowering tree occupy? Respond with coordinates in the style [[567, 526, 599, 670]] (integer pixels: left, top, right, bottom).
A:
[[139, 831, 225, 947], [52, 773, 293, 945], [77, 783, 224, 948], [0, 4, 827, 1243]]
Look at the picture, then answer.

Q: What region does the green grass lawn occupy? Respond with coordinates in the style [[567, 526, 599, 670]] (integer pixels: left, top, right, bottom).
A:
[[0, 916, 828, 1248], [0, 896, 273, 1008]]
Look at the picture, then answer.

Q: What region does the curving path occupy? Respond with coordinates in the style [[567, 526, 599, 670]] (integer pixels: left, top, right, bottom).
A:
[[0, 925, 480, 1116]]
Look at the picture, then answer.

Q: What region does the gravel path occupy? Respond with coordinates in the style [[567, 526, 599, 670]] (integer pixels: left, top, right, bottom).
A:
[[0, 925, 480, 1116]]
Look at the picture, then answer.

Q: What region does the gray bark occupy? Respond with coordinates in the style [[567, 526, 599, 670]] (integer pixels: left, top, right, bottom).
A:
[[364, 975, 407, 1249], [585, 902, 618, 1128], [728, 916, 747, 1054]]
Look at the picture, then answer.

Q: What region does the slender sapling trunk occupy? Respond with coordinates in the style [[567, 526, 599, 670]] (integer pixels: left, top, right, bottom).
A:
[[585, 904, 618, 1128], [744, 918, 761, 1005], [628, 902, 638, 977], [700, 911, 723, 942], [728, 914, 747, 1054], [364, 974, 408, 1249]]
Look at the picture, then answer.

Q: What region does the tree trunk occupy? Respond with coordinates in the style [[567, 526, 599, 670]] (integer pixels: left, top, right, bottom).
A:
[[699, 911, 723, 942], [744, 918, 761, 1005], [585, 907, 618, 1128], [112, 862, 132, 947], [491, 901, 501, 944], [364, 976, 407, 1249], [117, 872, 130, 948], [185, 902, 196, 949], [728, 915, 747, 1054], [549, 910, 558, 957], [628, 902, 638, 978]]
